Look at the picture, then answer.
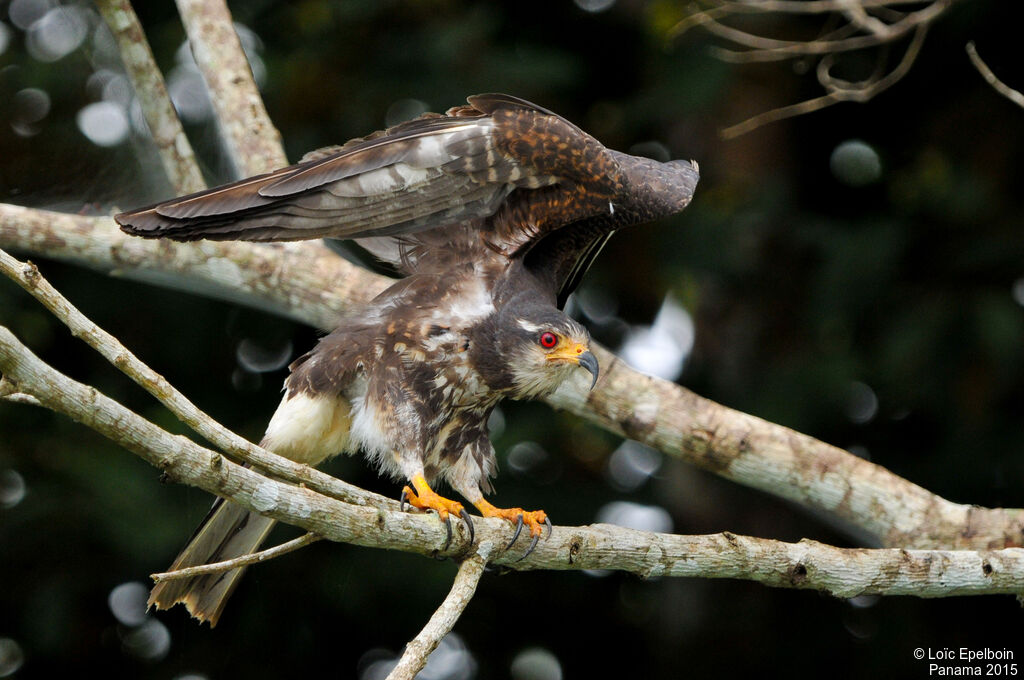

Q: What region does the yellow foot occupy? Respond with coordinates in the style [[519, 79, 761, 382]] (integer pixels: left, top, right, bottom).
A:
[[401, 475, 474, 549], [474, 499, 552, 559]]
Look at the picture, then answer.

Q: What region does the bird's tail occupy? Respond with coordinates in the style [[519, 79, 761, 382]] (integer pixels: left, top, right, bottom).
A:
[[148, 497, 276, 627]]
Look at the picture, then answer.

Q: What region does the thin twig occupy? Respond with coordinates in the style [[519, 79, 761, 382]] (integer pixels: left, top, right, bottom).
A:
[[679, 0, 949, 60], [151, 532, 322, 583], [671, 0, 955, 136], [697, 0, 938, 16], [0, 247, 391, 512], [386, 546, 493, 680], [720, 23, 928, 138], [840, 0, 896, 39], [96, 0, 206, 195], [966, 41, 1024, 110]]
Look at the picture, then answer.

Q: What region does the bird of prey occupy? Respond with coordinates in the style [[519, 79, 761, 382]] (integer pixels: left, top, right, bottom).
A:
[[116, 93, 698, 625]]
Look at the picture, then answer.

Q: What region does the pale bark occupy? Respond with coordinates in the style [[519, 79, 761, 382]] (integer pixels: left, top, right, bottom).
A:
[[3, 323, 1023, 599]]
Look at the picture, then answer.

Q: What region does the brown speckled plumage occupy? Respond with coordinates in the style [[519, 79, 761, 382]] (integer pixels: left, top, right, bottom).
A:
[[116, 93, 698, 625]]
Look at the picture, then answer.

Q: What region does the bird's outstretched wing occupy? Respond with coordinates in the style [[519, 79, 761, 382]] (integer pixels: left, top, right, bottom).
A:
[[116, 94, 699, 300], [117, 94, 583, 243]]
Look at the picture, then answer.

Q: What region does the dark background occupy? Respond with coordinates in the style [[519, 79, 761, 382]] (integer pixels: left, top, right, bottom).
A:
[[1, 0, 1023, 678]]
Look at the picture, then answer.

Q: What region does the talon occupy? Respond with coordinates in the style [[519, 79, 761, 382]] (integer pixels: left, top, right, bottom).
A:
[[473, 499, 550, 555], [442, 513, 453, 551], [459, 508, 476, 545], [516, 533, 541, 562], [400, 487, 411, 512], [400, 475, 467, 550], [506, 514, 525, 551]]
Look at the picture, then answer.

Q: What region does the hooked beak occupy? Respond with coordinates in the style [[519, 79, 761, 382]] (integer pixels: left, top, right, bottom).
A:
[[577, 350, 600, 390], [546, 343, 600, 390]]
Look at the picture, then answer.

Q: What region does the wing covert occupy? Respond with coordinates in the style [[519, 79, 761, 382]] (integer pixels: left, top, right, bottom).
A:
[[115, 103, 553, 243]]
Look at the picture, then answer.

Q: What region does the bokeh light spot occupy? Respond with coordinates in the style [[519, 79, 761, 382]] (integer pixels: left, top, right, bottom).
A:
[[574, 0, 616, 13], [26, 6, 90, 63], [510, 647, 563, 680], [119, 619, 171, 662], [606, 440, 662, 491], [846, 381, 879, 424], [830, 139, 882, 187], [236, 336, 293, 373], [619, 296, 694, 381], [0, 21, 13, 56], [76, 101, 128, 146], [1011, 278, 1024, 307], [596, 501, 673, 534], [108, 581, 149, 627], [8, 0, 51, 31], [0, 469, 27, 509], [0, 638, 25, 677]]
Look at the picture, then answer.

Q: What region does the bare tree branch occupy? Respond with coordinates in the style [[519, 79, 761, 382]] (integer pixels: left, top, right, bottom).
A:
[[151, 532, 322, 583], [174, 0, 288, 174], [0, 204, 380, 328], [672, 0, 958, 136], [3, 205, 1023, 552], [96, 0, 207, 195], [549, 348, 1024, 552], [966, 41, 1024, 110], [2, 321, 1023, 598], [720, 24, 929, 138], [0, 247, 390, 511], [387, 547, 493, 680], [2, 5, 1021, 651]]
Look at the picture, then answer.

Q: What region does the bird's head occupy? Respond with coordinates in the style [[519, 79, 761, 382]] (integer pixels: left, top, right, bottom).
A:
[[490, 301, 599, 400]]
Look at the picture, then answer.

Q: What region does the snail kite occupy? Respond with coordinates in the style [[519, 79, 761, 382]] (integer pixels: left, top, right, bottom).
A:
[[116, 93, 699, 625]]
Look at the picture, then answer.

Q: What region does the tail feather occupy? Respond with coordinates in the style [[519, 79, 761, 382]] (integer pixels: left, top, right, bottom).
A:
[[148, 373, 353, 625], [148, 498, 276, 626]]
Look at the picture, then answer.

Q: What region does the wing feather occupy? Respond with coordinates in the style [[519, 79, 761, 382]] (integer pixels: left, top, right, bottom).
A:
[[522, 217, 617, 309], [116, 112, 520, 242], [116, 93, 699, 295]]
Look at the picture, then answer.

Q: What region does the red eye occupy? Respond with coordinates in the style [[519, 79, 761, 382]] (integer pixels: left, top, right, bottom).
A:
[[539, 332, 558, 348]]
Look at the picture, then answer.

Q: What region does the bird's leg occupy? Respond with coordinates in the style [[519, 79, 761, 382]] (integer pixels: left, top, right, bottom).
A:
[[473, 498, 551, 559], [401, 474, 475, 549], [448, 475, 551, 558]]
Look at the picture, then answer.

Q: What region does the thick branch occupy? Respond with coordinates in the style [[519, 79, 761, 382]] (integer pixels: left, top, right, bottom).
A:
[[174, 0, 288, 174], [96, 0, 206, 195], [0, 323, 458, 556], [0, 204, 382, 328], [2, 324, 1023, 597], [2, 203, 1022, 551], [550, 347, 1023, 551]]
